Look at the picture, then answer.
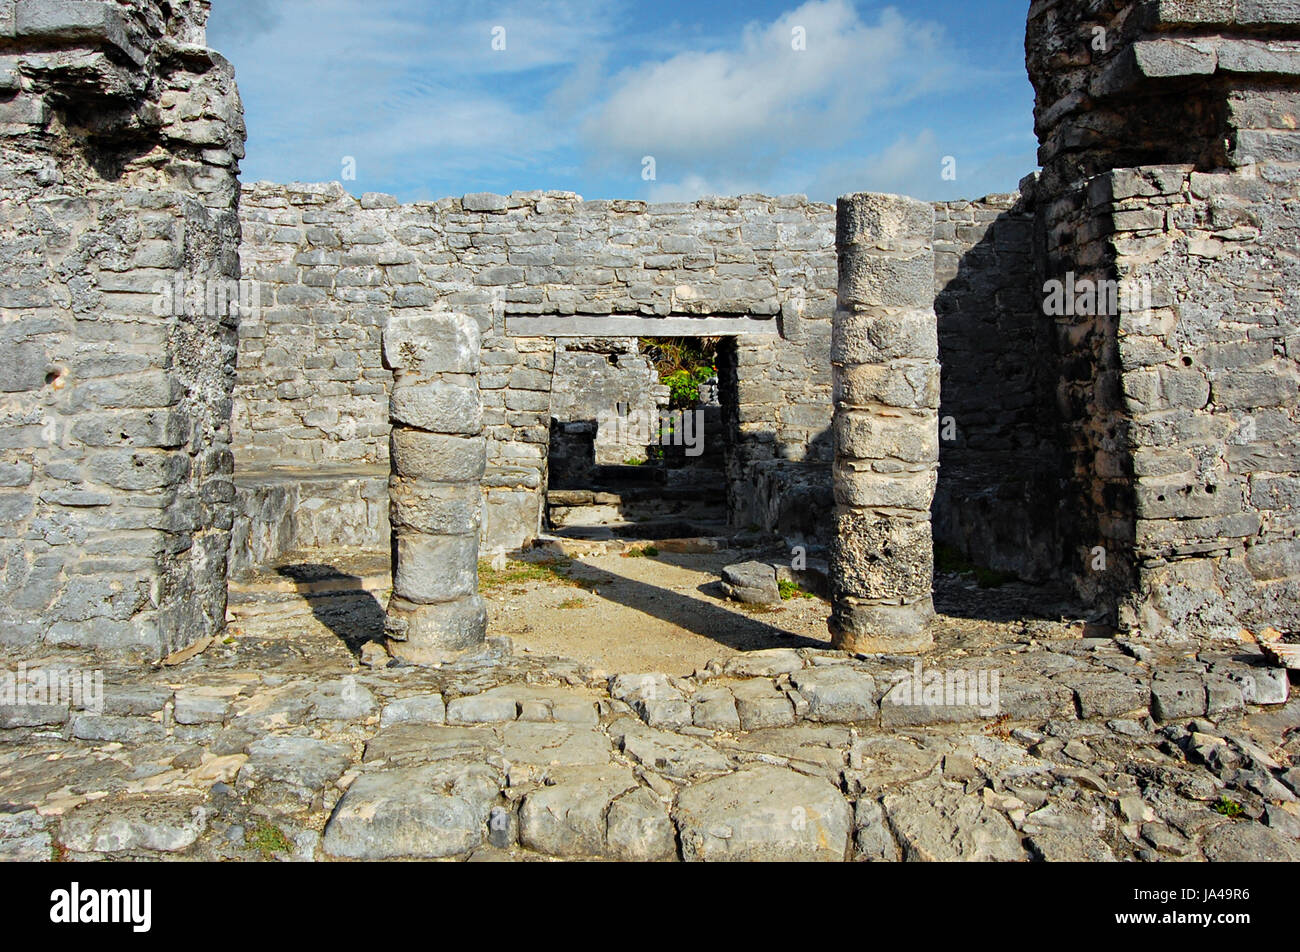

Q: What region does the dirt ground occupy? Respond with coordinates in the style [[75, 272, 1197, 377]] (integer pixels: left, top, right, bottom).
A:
[[227, 542, 1090, 677], [483, 548, 834, 675]]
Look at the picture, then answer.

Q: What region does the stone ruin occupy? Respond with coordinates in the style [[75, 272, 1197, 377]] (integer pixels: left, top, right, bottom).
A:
[[4, 0, 1300, 868], [2, 0, 1299, 664]]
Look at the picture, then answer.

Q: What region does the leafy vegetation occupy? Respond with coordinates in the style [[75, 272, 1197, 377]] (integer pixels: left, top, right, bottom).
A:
[[778, 579, 815, 601], [640, 337, 720, 408], [249, 822, 293, 859], [1213, 796, 1246, 819], [478, 557, 574, 592]]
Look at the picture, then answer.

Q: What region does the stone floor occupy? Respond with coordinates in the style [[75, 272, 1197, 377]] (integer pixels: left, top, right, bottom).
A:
[[3, 551, 1299, 862]]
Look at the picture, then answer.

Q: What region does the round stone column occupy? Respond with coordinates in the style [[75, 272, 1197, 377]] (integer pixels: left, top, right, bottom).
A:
[[382, 312, 488, 664], [829, 193, 939, 654]]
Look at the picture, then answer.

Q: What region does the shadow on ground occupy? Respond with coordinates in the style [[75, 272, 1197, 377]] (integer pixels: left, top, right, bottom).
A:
[[566, 554, 829, 653], [274, 563, 386, 654]]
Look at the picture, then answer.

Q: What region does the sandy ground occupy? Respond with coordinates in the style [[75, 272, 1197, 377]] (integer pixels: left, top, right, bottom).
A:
[[484, 548, 835, 675], [228, 543, 1089, 677]]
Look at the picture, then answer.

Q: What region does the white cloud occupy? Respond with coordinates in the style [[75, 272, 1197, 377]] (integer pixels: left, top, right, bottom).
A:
[[580, 1, 952, 175]]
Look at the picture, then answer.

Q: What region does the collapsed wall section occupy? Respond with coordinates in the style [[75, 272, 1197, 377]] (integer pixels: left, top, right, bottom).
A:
[[0, 0, 245, 657]]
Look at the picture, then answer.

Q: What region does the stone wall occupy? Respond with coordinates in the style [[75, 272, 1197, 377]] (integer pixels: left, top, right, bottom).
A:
[[0, 0, 245, 657], [932, 188, 1062, 582], [234, 185, 838, 550], [1027, 0, 1300, 638]]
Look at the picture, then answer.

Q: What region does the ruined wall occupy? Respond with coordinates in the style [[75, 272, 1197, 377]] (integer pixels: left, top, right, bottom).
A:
[[235, 185, 837, 550], [0, 0, 244, 657], [932, 187, 1063, 582], [1027, 0, 1300, 638]]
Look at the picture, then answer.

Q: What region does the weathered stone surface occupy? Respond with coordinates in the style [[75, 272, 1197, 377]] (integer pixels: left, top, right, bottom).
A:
[[609, 717, 732, 781], [790, 666, 878, 723], [518, 764, 638, 857], [1199, 819, 1300, 862], [882, 781, 1026, 861], [720, 561, 780, 605], [609, 673, 692, 730], [731, 678, 796, 730], [61, 797, 209, 854], [238, 736, 354, 798], [500, 721, 612, 767], [674, 765, 852, 862], [380, 693, 446, 727], [1055, 671, 1152, 719], [322, 763, 499, 859]]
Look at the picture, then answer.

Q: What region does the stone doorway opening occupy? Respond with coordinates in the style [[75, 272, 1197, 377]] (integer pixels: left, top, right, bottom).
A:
[[543, 336, 738, 544]]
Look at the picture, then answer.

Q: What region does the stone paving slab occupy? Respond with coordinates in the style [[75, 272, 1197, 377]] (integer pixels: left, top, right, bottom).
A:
[[0, 620, 1296, 862]]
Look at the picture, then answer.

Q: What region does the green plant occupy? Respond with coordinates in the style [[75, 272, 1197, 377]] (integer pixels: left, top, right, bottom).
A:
[[478, 557, 575, 592], [778, 579, 815, 601], [623, 545, 659, 558], [640, 337, 719, 408], [249, 822, 293, 859], [1213, 796, 1246, 819], [623, 457, 647, 466], [557, 597, 584, 610]]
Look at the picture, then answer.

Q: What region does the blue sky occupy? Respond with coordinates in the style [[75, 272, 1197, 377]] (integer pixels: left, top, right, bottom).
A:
[[207, 0, 1038, 204]]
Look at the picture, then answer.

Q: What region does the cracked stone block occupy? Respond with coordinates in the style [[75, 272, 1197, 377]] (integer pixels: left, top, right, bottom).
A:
[[322, 763, 498, 859], [853, 798, 900, 861], [608, 716, 732, 781], [60, 796, 209, 854], [518, 765, 639, 858], [882, 780, 1026, 861], [173, 691, 231, 725], [608, 673, 692, 729], [379, 694, 446, 727], [691, 686, 741, 731], [674, 765, 852, 862], [1054, 670, 1152, 719], [70, 714, 165, 744], [721, 649, 805, 678], [606, 786, 676, 861], [446, 687, 521, 724], [237, 735, 353, 800], [731, 679, 796, 730], [790, 667, 878, 723], [1151, 673, 1208, 721]]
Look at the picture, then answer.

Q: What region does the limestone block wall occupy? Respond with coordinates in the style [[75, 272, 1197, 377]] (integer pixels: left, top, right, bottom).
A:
[[932, 187, 1063, 582], [1027, 0, 1300, 639], [0, 0, 245, 657], [235, 186, 838, 550], [829, 193, 940, 653]]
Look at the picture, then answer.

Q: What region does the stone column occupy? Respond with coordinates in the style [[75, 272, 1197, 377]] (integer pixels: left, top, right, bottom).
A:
[[382, 313, 488, 664], [829, 193, 939, 653]]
